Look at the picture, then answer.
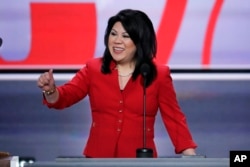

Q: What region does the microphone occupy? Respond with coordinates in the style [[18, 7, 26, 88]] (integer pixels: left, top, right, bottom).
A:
[[0, 37, 2, 47], [136, 63, 153, 158], [140, 63, 150, 77]]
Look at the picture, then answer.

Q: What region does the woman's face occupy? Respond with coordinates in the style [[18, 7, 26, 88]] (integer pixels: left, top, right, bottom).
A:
[[108, 21, 136, 64]]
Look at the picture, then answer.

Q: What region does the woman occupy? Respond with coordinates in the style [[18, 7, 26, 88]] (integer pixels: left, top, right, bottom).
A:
[[37, 9, 197, 158]]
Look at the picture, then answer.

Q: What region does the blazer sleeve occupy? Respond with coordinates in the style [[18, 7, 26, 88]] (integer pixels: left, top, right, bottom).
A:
[[157, 65, 197, 153], [43, 64, 90, 109]]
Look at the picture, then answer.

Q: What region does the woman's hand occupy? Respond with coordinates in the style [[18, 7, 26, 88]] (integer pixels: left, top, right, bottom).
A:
[[37, 69, 58, 103], [182, 148, 196, 156], [37, 69, 55, 92]]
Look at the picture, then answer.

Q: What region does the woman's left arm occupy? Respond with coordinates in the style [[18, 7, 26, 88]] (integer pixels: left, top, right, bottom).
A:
[[157, 65, 197, 154]]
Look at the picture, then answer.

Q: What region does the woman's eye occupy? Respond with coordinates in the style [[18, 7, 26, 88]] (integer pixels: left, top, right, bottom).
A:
[[110, 32, 116, 36], [123, 35, 130, 38]]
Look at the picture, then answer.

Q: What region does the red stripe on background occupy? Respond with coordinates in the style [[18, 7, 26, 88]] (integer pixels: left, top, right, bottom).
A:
[[156, 0, 187, 64], [0, 3, 96, 66], [202, 0, 224, 66]]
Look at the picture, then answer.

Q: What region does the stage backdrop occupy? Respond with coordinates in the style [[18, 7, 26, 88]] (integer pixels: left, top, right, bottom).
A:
[[0, 0, 250, 69]]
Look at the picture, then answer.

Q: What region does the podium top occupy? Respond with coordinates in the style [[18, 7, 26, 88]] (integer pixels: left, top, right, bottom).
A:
[[25, 157, 229, 167]]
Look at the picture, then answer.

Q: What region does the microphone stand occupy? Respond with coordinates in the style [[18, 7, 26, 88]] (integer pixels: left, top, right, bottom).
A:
[[136, 69, 153, 158]]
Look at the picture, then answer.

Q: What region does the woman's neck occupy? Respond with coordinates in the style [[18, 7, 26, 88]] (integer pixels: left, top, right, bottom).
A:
[[116, 62, 135, 76]]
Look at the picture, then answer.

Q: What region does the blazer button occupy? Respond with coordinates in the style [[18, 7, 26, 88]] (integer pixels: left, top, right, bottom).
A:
[[117, 128, 121, 132]]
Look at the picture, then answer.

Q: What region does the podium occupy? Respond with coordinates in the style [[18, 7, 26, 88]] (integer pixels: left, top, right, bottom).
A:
[[0, 156, 19, 167], [24, 157, 229, 167]]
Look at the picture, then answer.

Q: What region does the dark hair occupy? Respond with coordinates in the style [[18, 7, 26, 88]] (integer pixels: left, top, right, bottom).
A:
[[101, 9, 157, 87]]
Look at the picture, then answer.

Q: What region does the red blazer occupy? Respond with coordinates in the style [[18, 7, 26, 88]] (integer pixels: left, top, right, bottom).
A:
[[45, 58, 197, 157]]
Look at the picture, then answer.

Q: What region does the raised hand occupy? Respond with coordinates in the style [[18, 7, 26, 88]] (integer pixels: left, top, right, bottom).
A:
[[37, 69, 56, 95]]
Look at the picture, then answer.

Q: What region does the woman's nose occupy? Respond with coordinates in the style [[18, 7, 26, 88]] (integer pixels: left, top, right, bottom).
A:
[[114, 35, 122, 43]]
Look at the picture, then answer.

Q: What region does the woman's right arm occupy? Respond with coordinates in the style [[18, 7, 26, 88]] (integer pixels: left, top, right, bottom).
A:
[[37, 69, 59, 104]]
